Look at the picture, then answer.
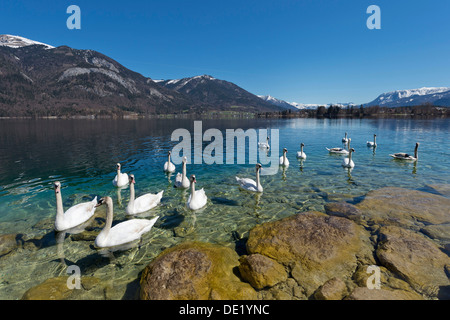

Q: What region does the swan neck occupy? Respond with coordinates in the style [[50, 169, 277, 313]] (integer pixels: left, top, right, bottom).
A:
[[414, 145, 418, 159], [100, 200, 113, 238], [191, 181, 196, 199], [128, 182, 135, 209], [182, 161, 186, 178], [301, 145, 303, 153], [55, 191, 64, 218], [349, 150, 353, 162], [256, 169, 261, 188]]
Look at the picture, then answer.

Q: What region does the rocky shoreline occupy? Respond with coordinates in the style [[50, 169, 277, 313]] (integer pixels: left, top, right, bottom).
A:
[[3, 186, 449, 300]]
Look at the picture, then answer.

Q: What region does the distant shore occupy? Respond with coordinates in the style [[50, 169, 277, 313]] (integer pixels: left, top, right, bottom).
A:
[[0, 104, 448, 120]]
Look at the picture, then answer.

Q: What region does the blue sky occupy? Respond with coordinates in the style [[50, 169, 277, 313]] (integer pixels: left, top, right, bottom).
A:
[[1, 0, 449, 104]]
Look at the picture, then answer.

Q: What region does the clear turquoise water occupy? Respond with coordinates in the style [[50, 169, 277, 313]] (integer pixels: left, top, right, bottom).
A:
[[0, 117, 449, 299]]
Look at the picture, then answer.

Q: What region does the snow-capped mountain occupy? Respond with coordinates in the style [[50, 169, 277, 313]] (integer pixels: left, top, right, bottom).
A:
[[0, 34, 54, 49], [257, 95, 299, 111], [257, 95, 351, 110], [366, 87, 450, 107], [156, 75, 284, 112]]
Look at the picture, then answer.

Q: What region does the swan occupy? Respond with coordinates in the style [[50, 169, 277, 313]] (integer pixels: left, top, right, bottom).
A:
[[367, 134, 377, 148], [54, 181, 97, 232], [174, 156, 190, 189], [296, 143, 307, 159], [112, 163, 129, 188], [342, 148, 356, 168], [342, 132, 349, 144], [258, 136, 270, 149], [390, 142, 419, 161], [326, 147, 349, 154], [279, 148, 290, 167], [327, 137, 351, 154], [164, 151, 176, 173], [126, 174, 164, 215], [187, 175, 207, 210], [94, 196, 159, 248], [236, 163, 263, 193]]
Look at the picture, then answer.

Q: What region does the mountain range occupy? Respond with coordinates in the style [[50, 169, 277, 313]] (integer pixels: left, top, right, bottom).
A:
[[0, 35, 448, 117]]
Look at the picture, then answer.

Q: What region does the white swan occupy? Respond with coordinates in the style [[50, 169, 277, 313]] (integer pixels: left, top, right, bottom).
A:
[[258, 136, 270, 149], [236, 164, 263, 193], [126, 174, 164, 215], [94, 196, 159, 248], [342, 148, 356, 168], [390, 142, 419, 161], [112, 163, 129, 188], [342, 132, 349, 144], [54, 181, 97, 232], [367, 134, 377, 148], [296, 143, 307, 159], [327, 137, 351, 154], [174, 156, 190, 189], [187, 175, 207, 210], [279, 148, 290, 167], [164, 151, 176, 173], [326, 147, 348, 154]]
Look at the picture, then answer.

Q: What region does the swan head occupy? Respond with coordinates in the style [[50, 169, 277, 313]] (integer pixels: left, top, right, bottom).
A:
[[283, 148, 287, 154], [182, 156, 187, 163], [415, 142, 420, 147], [255, 163, 262, 171], [95, 196, 113, 208], [54, 181, 61, 194], [350, 148, 355, 153], [168, 151, 172, 155], [300, 143, 305, 147], [190, 174, 196, 183], [116, 163, 121, 170], [128, 174, 136, 184]]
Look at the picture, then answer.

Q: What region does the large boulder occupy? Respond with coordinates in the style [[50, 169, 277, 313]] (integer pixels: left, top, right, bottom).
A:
[[355, 187, 450, 229], [140, 242, 257, 300], [246, 211, 374, 296], [376, 226, 450, 298]]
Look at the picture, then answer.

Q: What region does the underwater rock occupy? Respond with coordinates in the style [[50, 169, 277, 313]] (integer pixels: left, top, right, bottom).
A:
[[246, 211, 374, 297], [420, 223, 450, 242], [238, 254, 287, 289], [140, 241, 257, 300], [0, 233, 21, 257], [21, 276, 101, 300], [356, 187, 450, 229], [324, 202, 363, 223], [376, 226, 450, 298]]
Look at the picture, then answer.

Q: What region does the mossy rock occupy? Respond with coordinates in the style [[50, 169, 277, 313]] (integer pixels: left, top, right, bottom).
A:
[[246, 211, 374, 297], [140, 241, 257, 300]]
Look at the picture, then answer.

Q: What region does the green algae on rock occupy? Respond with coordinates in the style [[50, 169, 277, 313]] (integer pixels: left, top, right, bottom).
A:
[[140, 241, 257, 300], [246, 211, 374, 297], [376, 226, 450, 298]]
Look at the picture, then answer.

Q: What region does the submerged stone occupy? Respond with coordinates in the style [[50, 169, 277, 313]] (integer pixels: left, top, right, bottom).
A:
[[356, 187, 450, 229]]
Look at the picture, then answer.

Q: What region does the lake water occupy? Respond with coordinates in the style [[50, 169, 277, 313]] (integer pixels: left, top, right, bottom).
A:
[[0, 117, 449, 299]]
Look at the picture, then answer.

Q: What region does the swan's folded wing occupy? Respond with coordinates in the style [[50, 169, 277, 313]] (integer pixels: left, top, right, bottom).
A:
[[107, 217, 159, 247], [236, 177, 257, 191], [63, 197, 97, 226], [134, 193, 161, 212]]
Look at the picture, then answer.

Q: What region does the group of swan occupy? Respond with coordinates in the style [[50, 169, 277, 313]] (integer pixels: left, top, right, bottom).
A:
[[55, 134, 420, 248], [163, 153, 208, 210], [55, 168, 164, 248]]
